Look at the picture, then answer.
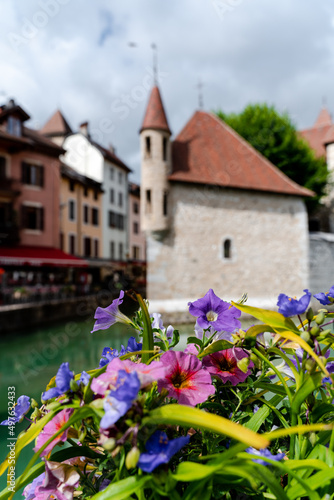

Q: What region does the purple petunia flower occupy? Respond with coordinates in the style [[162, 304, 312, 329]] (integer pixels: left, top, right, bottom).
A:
[[277, 289, 311, 317], [314, 286, 334, 305], [245, 447, 285, 466], [99, 337, 142, 368], [100, 370, 140, 429], [1, 395, 30, 425], [23, 473, 45, 500], [138, 431, 190, 473], [42, 362, 74, 400], [34, 460, 80, 499], [188, 289, 241, 333], [91, 291, 133, 333]]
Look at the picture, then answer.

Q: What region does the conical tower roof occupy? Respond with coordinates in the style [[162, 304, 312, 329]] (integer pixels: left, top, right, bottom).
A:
[[40, 110, 72, 137], [140, 86, 171, 134], [314, 107, 332, 127]]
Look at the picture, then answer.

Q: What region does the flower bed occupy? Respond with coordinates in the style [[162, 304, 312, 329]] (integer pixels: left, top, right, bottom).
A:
[[1, 288, 334, 499]]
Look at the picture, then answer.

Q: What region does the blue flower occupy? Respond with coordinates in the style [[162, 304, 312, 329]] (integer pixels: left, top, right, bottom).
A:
[[314, 286, 334, 305], [246, 447, 285, 466], [138, 431, 190, 473], [1, 395, 30, 425], [79, 371, 90, 386], [91, 291, 133, 333], [100, 370, 140, 429], [188, 289, 241, 332], [42, 362, 74, 400], [99, 337, 142, 368], [23, 472, 45, 499], [277, 289, 311, 317]]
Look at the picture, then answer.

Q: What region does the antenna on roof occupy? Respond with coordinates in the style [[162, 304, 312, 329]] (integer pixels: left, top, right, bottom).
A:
[[151, 43, 158, 84], [196, 79, 204, 109]]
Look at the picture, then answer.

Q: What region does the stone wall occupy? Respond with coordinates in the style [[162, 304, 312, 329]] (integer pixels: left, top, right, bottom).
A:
[[309, 232, 334, 294], [147, 183, 309, 312]]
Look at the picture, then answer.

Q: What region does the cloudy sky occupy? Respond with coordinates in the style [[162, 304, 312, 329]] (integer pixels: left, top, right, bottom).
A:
[[1, 0, 334, 181]]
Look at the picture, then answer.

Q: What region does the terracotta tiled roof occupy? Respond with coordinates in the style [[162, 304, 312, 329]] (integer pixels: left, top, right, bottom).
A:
[[299, 107, 334, 157], [169, 111, 313, 197], [140, 86, 171, 134], [40, 110, 72, 137]]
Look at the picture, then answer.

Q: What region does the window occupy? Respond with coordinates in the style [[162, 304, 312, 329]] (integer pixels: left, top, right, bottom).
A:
[[69, 200, 76, 221], [110, 188, 114, 204], [7, 116, 22, 136], [118, 214, 124, 230], [133, 222, 139, 234], [109, 211, 124, 230], [94, 239, 99, 257], [92, 208, 99, 226], [163, 137, 168, 161], [69, 235, 76, 254], [69, 180, 75, 192], [223, 239, 232, 259], [22, 205, 44, 230], [118, 172, 123, 184], [84, 187, 88, 197], [83, 205, 89, 224], [94, 190, 98, 201], [60, 233, 64, 250], [118, 192, 123, 207], [132, 246, 140, 259], [109, 167, 114, 180], [109, 211, 116, 228], [145, 189, 151, 214], [145, 136, 151, 157], [21, 162, 44, 187], [0, 156, 6, 178], [133, 201, 139, 214], [119, 242, 123, 260], [163, 191, 168, 216], [84, 237, 91, 257], [110, 241, 115, 259]]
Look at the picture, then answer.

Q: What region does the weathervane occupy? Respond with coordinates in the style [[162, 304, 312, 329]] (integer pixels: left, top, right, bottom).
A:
[[196, 79, 204, 109], [128, 42, 159, 84]]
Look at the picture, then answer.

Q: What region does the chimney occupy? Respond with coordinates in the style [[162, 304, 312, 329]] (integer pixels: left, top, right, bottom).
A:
[[109, 143, 116, 154], [79, 121, 89, 137]]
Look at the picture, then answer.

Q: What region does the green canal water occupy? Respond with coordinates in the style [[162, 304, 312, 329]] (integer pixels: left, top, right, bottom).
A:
[[0, 316, 194, 495]]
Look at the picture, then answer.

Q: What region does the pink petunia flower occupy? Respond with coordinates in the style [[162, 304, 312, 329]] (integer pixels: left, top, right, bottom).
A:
[[202, 347, 253, 385], [158, 351, 215, 406], [91, 358, 166, 396], [34, 409, 73, 457], [34, 460, 80, 500]]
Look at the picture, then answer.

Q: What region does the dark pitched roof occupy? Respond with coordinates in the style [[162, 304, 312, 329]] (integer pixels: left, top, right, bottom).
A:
[[0, 100, 30, 123], [0, 126, 64, 156], [40, 110, 73, 137], [169, 111, 313, 197], [300, 107, 334, 157], [90, 140, 131, 173], [140, 86, 171, 134], [61, 162, 103, 191]]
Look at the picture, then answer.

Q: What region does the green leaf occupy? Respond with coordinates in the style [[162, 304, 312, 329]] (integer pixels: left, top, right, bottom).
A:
[[245, 395, 283, 432], [246, 324, 276, 337], [136, 294, 153, 364], [90, 475, 151, 500], [170, 328, 180, 348], [254, 382, 288, 396], [187, 336, 202, 347], [286, 468, 334, 500], [252, 466, 290, 500], [0, 462, 45, 500], [198, 340, 234, 358], [143, 404, 270, 449], [231, 302, 299, 333], [174, 462, 220, 481], [291, 373, 323, 414], [310, 403, 334, 424]]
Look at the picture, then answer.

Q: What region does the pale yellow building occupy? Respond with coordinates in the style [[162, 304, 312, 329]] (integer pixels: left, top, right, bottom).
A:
[[60, 163, 103, 258]]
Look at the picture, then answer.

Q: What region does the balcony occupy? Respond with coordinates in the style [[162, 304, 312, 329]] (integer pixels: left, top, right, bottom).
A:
[[0, 177, 21, 197]]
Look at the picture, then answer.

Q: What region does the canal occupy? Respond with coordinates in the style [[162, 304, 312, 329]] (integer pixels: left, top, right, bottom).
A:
[[0, 313, 193, 495]]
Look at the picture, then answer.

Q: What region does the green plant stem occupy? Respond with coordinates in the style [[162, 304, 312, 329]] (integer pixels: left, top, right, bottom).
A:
[[329, 425, 334, 452]]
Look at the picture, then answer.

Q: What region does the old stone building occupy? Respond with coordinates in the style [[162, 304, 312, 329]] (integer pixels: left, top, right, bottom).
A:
[[140, 86, 313, 315]]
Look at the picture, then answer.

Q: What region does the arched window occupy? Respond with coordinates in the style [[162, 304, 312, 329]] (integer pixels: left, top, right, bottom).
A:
[[223, 239, 232, 259], [145, 136, 151, 157]]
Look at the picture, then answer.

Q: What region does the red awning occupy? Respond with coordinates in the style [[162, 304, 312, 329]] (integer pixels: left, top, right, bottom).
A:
[[0, 247, 88, 267]]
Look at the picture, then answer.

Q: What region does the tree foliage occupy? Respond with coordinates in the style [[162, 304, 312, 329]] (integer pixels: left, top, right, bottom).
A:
[[216, 104, 329, 211]]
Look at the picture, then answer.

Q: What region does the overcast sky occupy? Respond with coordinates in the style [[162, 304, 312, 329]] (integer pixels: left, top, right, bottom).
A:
[[1, 0, 334, 182]]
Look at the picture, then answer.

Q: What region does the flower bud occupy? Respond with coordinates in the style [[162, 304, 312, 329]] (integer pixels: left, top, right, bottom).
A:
[[310, 325, 320, 337], [306, 307, 314, 321], [102, 438, 116, 452], [31, 398, 39, 409], [31, 408, 41, 420], [250, 353, 261, 369], [125, 446, 140, 469], [315, 311, 326, 325], [300, 331, 310, 343], [309, 432, 318, 447], [237, 357, 250, 373], [305, 359, 316, 372], [79, 427, 87, 443], [69, 379, 79, 392]]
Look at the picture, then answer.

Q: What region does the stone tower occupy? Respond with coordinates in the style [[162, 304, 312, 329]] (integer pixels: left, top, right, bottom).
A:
[[140, 86, 172, 236]]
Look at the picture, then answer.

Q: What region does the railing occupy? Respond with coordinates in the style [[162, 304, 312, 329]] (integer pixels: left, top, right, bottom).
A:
[[0, 177, 21, 195]]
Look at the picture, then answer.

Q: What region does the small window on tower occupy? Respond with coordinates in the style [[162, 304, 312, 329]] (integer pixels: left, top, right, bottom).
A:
[[163, 137, 168, 161], [146, 189, 151, 214], [145, 136, 151, 157], [163, 191, 168, 216], [223, 239, 232, 259]]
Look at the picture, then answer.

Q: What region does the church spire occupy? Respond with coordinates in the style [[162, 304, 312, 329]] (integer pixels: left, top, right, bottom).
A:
[[140, 86, 171, 134], [314, 107, 332, 127]]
